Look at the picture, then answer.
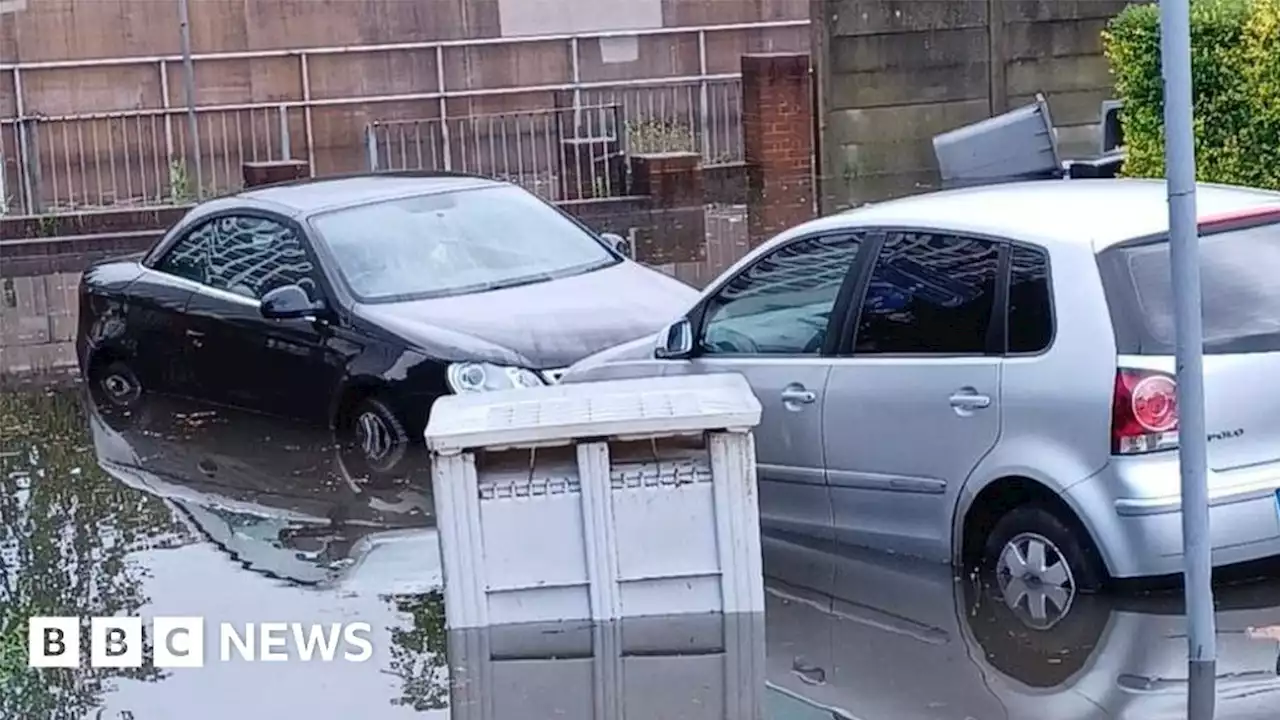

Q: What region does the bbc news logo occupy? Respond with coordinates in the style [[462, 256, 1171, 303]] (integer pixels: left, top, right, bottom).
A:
[[28, 617, 373, 668]]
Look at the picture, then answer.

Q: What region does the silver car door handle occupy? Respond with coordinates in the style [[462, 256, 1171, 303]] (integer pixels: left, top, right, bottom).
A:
[[949, 393, 991, 409], [185, 329, 205, 338], [780, 388, 817, 404]]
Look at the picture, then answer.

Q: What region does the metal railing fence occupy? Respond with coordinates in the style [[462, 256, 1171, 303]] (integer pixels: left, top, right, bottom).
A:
[[3, 106, 296, 214], [367, 104, 626, 202], [0, 19, 802, 216]]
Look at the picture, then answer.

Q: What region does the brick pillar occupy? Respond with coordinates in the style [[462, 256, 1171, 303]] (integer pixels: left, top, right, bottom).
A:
[[629, 152, 706, 265], [741, 53, 816, 248], [242, 160, 311, 188]]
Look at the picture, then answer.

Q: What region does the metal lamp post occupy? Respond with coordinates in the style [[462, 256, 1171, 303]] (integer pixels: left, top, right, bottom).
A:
[[1159, 0, 1217, 717]]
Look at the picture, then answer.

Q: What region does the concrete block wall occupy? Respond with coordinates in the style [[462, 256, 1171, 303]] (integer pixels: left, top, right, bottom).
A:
[[814, 0, 1131, 212], [0, 272, 80, 378]]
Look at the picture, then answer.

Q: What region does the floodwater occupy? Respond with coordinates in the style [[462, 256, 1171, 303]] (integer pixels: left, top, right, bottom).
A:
[[3, 384, 1280, 720]]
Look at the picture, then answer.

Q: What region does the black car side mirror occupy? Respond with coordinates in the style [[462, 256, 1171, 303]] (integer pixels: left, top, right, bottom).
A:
[[261, 284, 323, 320]]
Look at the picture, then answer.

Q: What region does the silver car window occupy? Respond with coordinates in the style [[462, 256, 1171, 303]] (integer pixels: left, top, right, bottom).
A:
[[1124, 221, 1280, 351], [853, 231, 1000, 355], [1007, 244, 1053, 354], [699, 234, 865, 355]]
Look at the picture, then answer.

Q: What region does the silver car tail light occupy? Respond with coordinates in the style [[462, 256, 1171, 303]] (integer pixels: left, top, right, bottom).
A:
[[1111, 368, 1180, 455]]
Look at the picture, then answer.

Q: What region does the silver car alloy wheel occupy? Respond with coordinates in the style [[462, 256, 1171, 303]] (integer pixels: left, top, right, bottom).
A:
[[356, 411, 394, 462], [995, 532, 1077, 630]]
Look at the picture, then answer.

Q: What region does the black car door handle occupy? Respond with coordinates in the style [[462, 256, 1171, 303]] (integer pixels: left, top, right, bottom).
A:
[[791, 659, 826, 685]]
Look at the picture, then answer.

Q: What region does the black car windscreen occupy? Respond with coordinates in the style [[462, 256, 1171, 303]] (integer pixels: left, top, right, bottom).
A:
[[1102, 220, 1280, 355], [309, 184, 618, 303]]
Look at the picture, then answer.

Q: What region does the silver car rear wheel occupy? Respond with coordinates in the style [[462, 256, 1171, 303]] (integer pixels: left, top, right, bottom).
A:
[[995, 532, 1077, 630]]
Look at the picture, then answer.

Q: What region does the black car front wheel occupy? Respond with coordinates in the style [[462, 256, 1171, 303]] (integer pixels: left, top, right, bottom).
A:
[[338, 394, 410, 480], [91, 359, 144, 408], [85, 358, 149, 431]]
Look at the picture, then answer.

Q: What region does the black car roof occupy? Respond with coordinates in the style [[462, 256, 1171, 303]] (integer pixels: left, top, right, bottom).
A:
[[231, 171, 505, 215]]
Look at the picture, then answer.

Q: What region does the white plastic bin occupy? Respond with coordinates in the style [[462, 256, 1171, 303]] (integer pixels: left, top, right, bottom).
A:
[[448, 613, 765, 720], [425, 373, 764, 629]]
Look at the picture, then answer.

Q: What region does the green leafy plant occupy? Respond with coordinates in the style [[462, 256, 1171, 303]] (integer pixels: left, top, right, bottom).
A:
[[167, 158, 193, 204], [626, 119, 697, 155], [1103, 0, 1280, 189], [36, 214, 59, 238]]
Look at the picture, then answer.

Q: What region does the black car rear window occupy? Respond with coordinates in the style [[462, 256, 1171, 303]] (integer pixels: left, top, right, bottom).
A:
[[1101, 220, 1280, 354]]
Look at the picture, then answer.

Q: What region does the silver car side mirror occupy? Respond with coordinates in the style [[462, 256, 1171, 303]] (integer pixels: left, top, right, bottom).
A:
[[654, 317, 694, 360], [600, 232, 632, 257]]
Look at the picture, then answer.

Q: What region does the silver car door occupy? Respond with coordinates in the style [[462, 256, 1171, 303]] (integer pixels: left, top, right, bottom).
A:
[[823, 230, 1004, 562], [665, 231, 873, 541]]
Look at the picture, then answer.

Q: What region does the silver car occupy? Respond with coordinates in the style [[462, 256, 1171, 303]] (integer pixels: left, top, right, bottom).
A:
[[562, 178, 1280, 600]]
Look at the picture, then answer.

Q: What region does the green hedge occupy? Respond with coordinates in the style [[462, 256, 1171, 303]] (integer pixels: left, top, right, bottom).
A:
[[1103, 0, 1280, 190]]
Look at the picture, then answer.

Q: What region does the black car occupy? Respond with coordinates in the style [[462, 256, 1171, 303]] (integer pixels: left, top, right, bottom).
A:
[[76, 172, 696, 475]]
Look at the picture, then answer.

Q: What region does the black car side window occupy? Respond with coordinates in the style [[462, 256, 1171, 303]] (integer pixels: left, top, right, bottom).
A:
[[699, 233, 864, 356], [853, 231, 1000, 355], [1007, 244, 1054, 353], [154, 221, 215, 286], [156, 215, 318, 301]]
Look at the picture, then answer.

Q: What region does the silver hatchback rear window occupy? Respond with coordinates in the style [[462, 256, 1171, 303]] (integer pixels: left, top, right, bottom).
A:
[[1101, 219, 1280, 354]]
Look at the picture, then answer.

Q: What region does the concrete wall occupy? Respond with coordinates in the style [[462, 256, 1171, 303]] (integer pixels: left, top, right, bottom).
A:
[[0, 272, 79, 379], [499, 0, 664, 36], [813, 0, 1128, 211], [0, 0, 807, 210], [2, 0, 809, 117]]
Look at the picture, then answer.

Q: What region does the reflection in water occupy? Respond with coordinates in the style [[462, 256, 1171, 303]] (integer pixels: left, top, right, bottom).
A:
[[449, 614, 765, 720], [86, 389, 452, 716], [9, 383, 1280, 718], [1, 389, 185, 719], [763, 531, 1280, 720], [2, 385, 452, 718], [86, 391, 439, 590], [389, 592, 449, 713]]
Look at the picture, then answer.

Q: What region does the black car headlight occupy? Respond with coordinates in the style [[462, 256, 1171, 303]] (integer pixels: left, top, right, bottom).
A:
[[445, 362, 544, 393]]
